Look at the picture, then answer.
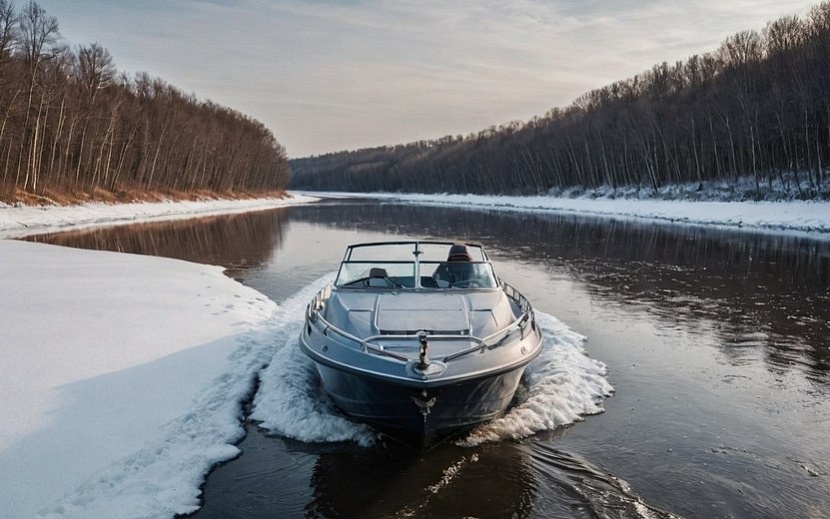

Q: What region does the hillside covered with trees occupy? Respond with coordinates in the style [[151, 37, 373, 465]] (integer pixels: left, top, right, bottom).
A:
[[291, 3, 830, 200], [0, 1, 289, 205]]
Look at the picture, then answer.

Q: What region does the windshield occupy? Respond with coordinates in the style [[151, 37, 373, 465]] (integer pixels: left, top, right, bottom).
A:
[[424, 261, 497, 288], [336, 262, 416, 288], [334, 242, 498, 289]]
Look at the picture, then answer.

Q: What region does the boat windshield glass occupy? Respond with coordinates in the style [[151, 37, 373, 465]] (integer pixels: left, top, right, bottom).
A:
[[337, 262, 417, 288], [424, 261, 497, 289], [335, 242, 497, 289]]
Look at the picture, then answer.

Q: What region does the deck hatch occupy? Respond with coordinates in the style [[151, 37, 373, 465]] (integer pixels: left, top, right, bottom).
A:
[[375, 293, 470, 334]]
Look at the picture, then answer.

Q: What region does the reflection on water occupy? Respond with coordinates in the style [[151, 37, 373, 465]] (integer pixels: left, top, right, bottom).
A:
[[305, 442, 535, 518], [527, 441, 679, 519], [192, 422, 675, 519], [288, 202, 830, 386], [25, 209, 287, 278], [305, 438, 677, 519]]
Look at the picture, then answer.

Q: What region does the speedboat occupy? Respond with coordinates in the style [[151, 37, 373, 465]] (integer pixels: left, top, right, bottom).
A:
[[300, 241, 542, 449]]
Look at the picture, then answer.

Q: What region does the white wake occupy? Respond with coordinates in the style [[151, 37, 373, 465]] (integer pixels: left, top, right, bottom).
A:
[[251, 275, 376, 446]]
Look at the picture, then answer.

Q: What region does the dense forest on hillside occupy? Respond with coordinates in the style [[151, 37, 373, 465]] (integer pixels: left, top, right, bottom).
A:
[[291, 3, 830, 200], [0, 1, 289, 204]]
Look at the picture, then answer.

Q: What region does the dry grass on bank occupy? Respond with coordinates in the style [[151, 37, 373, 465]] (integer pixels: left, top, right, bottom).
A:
[[1, 187, 290, 207]]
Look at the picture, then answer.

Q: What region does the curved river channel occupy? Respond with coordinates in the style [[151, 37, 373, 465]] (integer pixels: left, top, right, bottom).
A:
[[29, 199, 830, 518]]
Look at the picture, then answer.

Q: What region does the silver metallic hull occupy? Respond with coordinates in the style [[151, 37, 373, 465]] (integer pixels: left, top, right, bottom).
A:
[[314, 361, 527, 449]]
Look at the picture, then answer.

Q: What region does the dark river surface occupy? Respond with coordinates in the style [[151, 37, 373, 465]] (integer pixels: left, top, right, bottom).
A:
[[28, 200, 830, 518]]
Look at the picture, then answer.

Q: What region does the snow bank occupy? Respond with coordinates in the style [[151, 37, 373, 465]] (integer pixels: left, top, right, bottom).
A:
[[0, 240, 279, 518], [0, 194, 318, 239], [548, 175, 830, 202], [302, 191, 830, 238]]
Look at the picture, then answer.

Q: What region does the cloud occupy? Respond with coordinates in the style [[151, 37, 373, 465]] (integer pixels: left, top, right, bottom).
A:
[[37, 0, 818, 156]]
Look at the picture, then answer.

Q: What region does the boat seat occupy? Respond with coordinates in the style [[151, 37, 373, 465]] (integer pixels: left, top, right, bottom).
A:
[[369, 267, 388, 278], [449, 251, 473, 262], [368, 267, 391, 287]]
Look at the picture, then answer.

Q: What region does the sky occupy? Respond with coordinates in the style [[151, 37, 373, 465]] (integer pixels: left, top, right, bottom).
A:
[[35, 0, 819, 158]]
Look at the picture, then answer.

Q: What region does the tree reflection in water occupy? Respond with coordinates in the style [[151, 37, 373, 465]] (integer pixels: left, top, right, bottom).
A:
[[25, 209, 286, 279]]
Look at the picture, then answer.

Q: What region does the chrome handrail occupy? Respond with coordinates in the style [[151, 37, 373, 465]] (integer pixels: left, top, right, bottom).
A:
[[306, 281, 537, 363]]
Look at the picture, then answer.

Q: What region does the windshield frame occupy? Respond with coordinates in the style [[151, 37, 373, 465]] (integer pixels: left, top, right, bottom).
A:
[[334, 241, 498, 290]]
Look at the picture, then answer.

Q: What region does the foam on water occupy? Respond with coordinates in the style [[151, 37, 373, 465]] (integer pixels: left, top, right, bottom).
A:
[[254, 281, 613, 447], [251, 275, 376, 446], [459, 311, 613, 446], [426, 453, 480, 494]]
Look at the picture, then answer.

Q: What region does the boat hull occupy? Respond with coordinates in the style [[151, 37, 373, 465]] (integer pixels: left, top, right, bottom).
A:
[[314, 361, 527, 449], [298, 242, 543, 450]]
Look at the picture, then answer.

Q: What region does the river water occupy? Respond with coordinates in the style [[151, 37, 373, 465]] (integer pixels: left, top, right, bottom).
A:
[[28, 200, 830, 518]]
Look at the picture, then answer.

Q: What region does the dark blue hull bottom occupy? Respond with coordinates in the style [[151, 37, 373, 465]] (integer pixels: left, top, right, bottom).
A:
[[316, 364, 526, 450]]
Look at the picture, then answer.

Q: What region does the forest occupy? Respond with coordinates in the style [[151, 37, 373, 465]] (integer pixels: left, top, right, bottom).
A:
[[291, 3, 830, 200], [0, 1, 289, 205]]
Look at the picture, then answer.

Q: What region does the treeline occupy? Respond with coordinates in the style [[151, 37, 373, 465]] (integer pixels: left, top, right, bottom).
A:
[[1, 1, 288, 203], [291, 3, 830, 199]]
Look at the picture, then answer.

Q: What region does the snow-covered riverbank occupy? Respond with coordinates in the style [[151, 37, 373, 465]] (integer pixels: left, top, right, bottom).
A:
[[4, 191, 828, 241], [0, 241, 283, 519], [303, 191, 830, 239], [0, 195, 318, 240]]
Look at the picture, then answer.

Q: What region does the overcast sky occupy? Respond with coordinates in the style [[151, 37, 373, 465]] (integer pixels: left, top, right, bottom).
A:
[[36, 0, 818, 157]]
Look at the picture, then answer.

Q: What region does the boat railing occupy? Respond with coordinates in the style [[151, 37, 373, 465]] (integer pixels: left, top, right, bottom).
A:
[[501, 281, 533, 315], [306, 282, 537, 363]]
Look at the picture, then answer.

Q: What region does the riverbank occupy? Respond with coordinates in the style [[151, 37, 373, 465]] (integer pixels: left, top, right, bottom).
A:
[[0, 194, 318, 239], [302, 191, 830, 239], [0, 187, 291, 207]]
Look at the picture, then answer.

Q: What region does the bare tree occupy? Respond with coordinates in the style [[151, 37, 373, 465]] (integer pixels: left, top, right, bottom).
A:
[[17, 0, 58, 67], [0, 0, 16, 61], [77, 42, 115, 106]]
